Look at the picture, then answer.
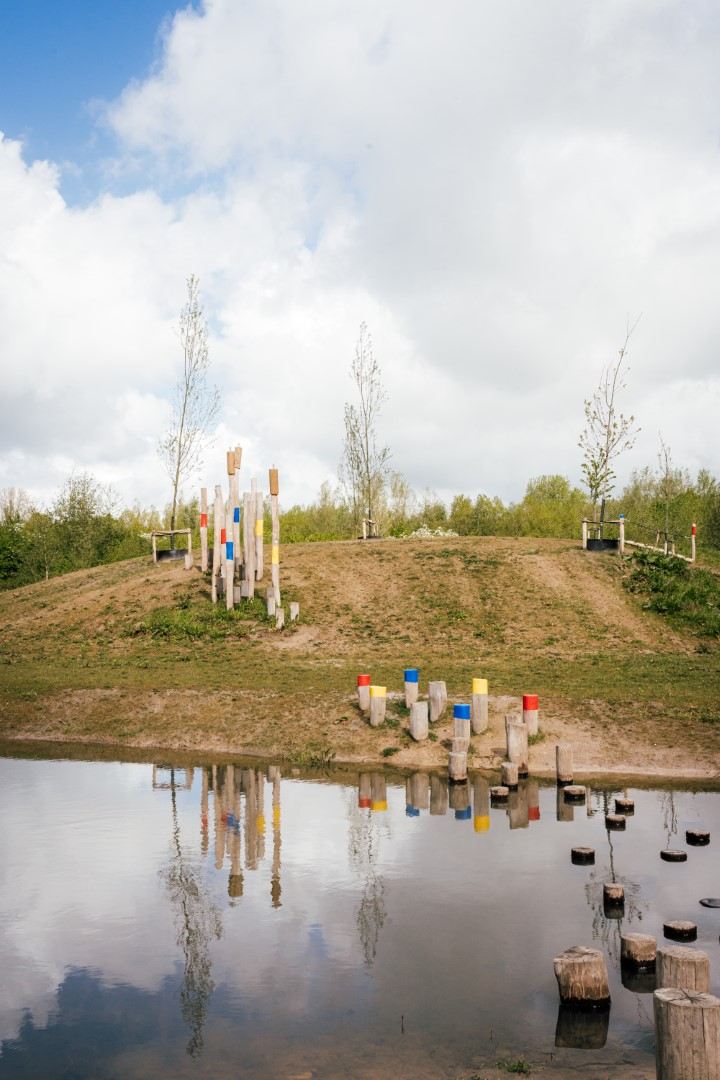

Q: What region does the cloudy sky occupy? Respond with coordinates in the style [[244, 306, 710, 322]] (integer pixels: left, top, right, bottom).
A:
[[1, 0, 719, 511]]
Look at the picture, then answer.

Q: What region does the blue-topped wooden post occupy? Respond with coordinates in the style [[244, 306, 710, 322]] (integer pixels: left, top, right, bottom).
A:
[[404, 667, 419, 708]]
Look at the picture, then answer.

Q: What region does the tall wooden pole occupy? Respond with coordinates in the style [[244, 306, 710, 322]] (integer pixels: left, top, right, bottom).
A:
[[211, 485, 223, 604], [200, 487, 208, 572], [225, 505, 234, 610], [269, 468, 280, 604], [691, 523, 697, 563], [255, 488, 264, 581], [246, 484, 256, 598], [233, 446, 242, 570]]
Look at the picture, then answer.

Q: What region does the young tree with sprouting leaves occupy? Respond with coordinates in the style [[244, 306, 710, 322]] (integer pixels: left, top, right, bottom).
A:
[[579, 321, 640, 526], [159, 276, 219, 537], [340, 322, 390, 533]]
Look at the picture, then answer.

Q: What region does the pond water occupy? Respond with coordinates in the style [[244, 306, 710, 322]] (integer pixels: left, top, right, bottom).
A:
[[0, 753, 718, 1079]]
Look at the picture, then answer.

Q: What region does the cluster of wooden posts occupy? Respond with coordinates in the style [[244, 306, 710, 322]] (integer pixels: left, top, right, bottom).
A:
[[582, 515, 697, 563], [193, 448, 299, 627], [551, 776, 717, 1078]]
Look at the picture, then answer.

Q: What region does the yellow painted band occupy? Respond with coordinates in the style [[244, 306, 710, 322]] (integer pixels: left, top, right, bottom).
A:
[[371, 800, 388, 812], [255, 519, 263, 537], [472, 678, 488, 695], [369, 686, 386, 697], [273, 807, 281, 825], [256, 814, 265, 833], [271, 545, 279, 564], [474, 815, 490, 832]]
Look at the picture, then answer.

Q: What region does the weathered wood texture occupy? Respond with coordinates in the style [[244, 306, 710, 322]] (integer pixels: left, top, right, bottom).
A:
[[564, 785, 586, 803], [621, 933, 656, 968], [409, 701, 429, 741], [571, 847, 595, 865], [556, 743, 573, 785], [200, 486, 208, 572], [430, 774, 448, 815], [501, 761, 519, 789], [225, 508, 234, 611], [471, 692, 489, 735], [653, 987, 720, 1080], [255, 489, 264, 580], [505, 717, 529, 776], [289, 601, 299, 622], [428, 681, 447, 723], [657, 946, 710, 992], [405, 680, 419, 708], [369, 689, 387, 728], [554, 946, 611, 1005], [664, 921, 698, 943], [448, 750, 467, 783], [211, 486, 223, 604], [275, 607, 285, 630]]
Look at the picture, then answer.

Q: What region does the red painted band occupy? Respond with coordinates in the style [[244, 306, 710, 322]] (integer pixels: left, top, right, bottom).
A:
[[220, 528, 227, 544], [358, 797, 372, 808], [692, 524, 697, 535], [357, 674, 371, 686], [529, 807, 540, 821], [200, 513, 208, 527], [523, 694, 539, 710]]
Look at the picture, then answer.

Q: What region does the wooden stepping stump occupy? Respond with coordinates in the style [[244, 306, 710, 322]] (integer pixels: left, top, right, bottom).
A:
[[699, 898, 720, 908], [428, 681, 447, 723], [556, 742, 573, 786], [409, 701, 429, 742], [663, 921, 697, 942], [605, 814, 626, 830], [604, 883, 625, 918], [490, 785, 509, 803], [448, 750, 467, 784], [501, 761, 519, 790], [660, 849, 687, 862], [686, 828, 710, 846], [621, 933, 656, 968], [571, 847, 595, 865], [615, 797, 634, 815], [653, 988, 720, 1080], [553, 945, 610, 1006], [657, 945, 709, 992], [564, 785, 586, 803]]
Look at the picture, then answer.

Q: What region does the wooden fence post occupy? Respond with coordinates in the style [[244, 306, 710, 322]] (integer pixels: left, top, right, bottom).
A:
[[409, 701, 429, 741], [657, 946, 710, 992], [357, 674, 371, 714], [245, 489, 256, 598], [554, 946, 610, 1006], [618, 514, 625, 555], [232, 447, 242, 570], [582, 519, 588, 549], [471, 677, 488, 734], [200, 487, 208, 572], [269, 468, 280, 605], [556, 743, 573, 785]]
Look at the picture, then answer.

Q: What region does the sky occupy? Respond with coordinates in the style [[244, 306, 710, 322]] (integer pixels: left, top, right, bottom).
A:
[[1, 0, 719, 512]]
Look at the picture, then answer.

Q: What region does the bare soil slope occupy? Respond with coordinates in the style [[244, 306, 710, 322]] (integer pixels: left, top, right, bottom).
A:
[[1, 536, 718, 777]]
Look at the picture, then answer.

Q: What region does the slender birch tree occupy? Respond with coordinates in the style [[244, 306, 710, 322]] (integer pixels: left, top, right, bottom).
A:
[[159, 276, 219, 537], [340, 323, 390, 533]]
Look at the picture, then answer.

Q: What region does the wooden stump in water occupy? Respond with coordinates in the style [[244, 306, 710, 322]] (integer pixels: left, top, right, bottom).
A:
[[501, 761, 519, 789], [369, 686, 387, 727], [556, 742, 573, 785], [471, 678, 488, 734], [686, 829, 710, 846], [553, 946, 611, 1006], [490, 785, 509, 802], [555, 1002, 609, 1048], [604, 883, 625, 917], [606, 814, 626, 830], [571, 847, 595, 865], [564, 785, 586, 803], [653, 987, 720, 1080], [409, 701, 429, 741], [505, 716, 529, 777], [615, 797, 635, 815], [657, 946, 709, 992], [621, 933, 656, 968], [448, 750, 467, 783], [664, 921, 698, 943], [428, 681, 447, 723], [661, 849, 687, 862]]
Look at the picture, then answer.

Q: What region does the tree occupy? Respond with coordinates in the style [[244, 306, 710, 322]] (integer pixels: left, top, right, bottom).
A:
[[340, 322, 390, 533], [159, 276, 219, 537], [579, 321, 640, 527]]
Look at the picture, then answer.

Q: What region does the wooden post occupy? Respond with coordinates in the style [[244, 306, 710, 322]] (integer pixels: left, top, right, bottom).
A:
[[527, 779, 540, 822], [369, 685, 386, 727], [522, 694, 539, 736], [501, 761, 519, 789], [152, 533, 157, 563], [505, 716, 529, 776], [664, 921, 697, 942], [654, 988, 720, 1080], [255, 488, 264, 581], [269, 468, 280, 605], [200, 487, 209, 572], [266, 591, 276, 617], [656, 946, 709, 992], [556, 743, 573, 785], [225, 507, 234, 611], [428, 680, 447, 723], [357, 674, 371, 714], [490, 785, 509, 802], [686, 828, 710, 845], [618, 514, 625, 555], [453, 704, 471, 745], [404, 668, 419, 708], [244, 491, 256, 598], [184, 552, 193, 570], [473, 776, 490, 832], [448, 750, 467, 783], [582, 519, 588, 549], [554, 946, 611, 1006], [449, 779, 470, 816], [564, 785, 586, 804], [211, 485, 222, 603], [691, 523, 697, 563], [571, 847, 595, 865], [409, 701, 429, 741], [289, 601, 299, 622], [471, 677, 488, 734], [604, 882, 625, 910], [275, 607, 285, 630]]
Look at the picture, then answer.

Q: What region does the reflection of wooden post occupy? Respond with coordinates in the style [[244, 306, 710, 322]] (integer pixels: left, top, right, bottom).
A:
[[508, 780, 529, 829], [654, 988, 720, 1080], [410, 772, 430, 810], [527, 779, 540, 822], [471, 677, 488, 734], [225, 506, 234, 610], [271, 769, 281, 908], [211, 485, 223, 603], [200, 767, 209, 855], [255, 489, 264, 580], [430, 773, 448, 815], [557, 784, 574, 822], [358, 772, 372, 808], [269, 468, 280, 605], [370, 773, 387, 811], [214, 766, 225, 870], [200, 487, 209, 572], [473, 776, 490, 832]]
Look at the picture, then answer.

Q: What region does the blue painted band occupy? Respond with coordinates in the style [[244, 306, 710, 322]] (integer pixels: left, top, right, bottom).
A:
[[226, 541, 234, 559], [455, 806, 472, 820], [233, 507, 240, 523], [405, 805, 420, 817], [453, 703, 471, 719], [404, 669, 419, 682]]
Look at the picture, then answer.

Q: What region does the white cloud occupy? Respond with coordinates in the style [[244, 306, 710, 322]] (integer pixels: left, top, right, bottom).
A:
[[1, 0, 720, 511]]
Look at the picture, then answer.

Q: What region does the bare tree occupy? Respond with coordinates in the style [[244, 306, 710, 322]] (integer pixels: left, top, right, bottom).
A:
[[340, 323, 390, 534], [159, 276, 219, 537], [656, 434, 686, 544], [579, 319, 641, 528]]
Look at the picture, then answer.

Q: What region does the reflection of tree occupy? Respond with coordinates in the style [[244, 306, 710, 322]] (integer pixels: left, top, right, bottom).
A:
[[660, 791, 677, 849], [346, 790, 387, 966], [161, 768, 223, 1057]]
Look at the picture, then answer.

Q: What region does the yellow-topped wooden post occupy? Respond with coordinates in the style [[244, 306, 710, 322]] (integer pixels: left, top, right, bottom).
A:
[[471, 677, 489, 735], [369, 685, 387, 727]]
